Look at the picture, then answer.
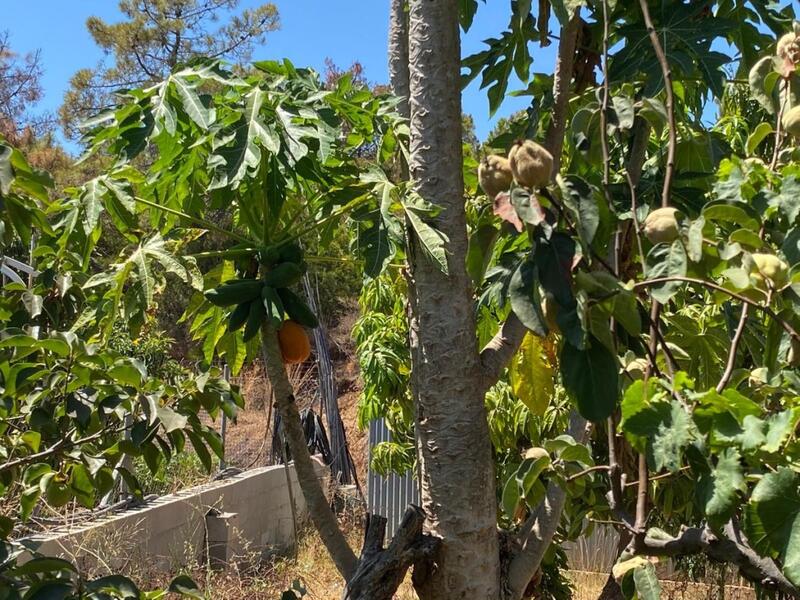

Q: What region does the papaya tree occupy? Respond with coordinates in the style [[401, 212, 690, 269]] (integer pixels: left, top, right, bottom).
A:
[[49, 57, 416, 593]]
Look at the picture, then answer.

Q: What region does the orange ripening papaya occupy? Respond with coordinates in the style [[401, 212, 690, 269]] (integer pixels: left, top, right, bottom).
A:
[[278, 320, 311, 364]]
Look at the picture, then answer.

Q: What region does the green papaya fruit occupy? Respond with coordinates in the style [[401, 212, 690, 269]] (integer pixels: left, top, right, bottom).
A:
[[277, 288, 319, 328], [228, 301, 251, 332], [243, 298, 266, 342], [277, 242, 303, 265], [205, 279, 263, 307], [45, 475, 72, 507], [261, 285, 285, 327], [258, 246, 281, 267], [263, 262, 304, 288]]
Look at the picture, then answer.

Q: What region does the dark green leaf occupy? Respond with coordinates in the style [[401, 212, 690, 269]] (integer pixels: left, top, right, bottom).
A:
[[744, 468, 800, 585], [560, 336, 619, 422], [509, 260, 547, 336], [699, 448, 745, 531], [558, 175, 599, 246], [645, 241, 687, 303]]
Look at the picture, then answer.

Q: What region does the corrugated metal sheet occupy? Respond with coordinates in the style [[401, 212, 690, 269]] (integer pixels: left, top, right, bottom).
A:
[[367, 419, 420, 538]]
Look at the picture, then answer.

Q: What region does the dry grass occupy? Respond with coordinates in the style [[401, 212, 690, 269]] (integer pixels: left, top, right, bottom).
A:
[[569, 570, 756, 600], [49, 515, 757, 600], [179, 548, 757, 600], [139, 522, 417, 600]]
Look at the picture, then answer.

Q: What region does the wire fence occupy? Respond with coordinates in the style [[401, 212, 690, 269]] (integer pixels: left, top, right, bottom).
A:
[[195, 361, 319, 472]]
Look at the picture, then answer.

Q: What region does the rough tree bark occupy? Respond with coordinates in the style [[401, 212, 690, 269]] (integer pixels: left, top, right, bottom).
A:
[[388, 0, 410, 121], [543, 11, 582, 176], [342, 506, 439, 600], [406, 0, 502, 597]]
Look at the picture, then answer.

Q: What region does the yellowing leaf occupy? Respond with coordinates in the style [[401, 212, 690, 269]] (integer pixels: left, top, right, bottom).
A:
[[509, 333, 554, 416]]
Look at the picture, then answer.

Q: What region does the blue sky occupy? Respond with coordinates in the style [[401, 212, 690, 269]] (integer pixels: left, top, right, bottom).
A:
[[4, 1, 557, 151]]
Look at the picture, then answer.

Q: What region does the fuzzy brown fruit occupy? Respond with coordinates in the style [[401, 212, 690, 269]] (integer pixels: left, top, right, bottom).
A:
[[278, 320, 311, 364], [478, 155, 513, 198], [750, 253, 789, 290], [782, 105, 800, 139], [524, 447, 549, 461], [777, 32, 800, 65], [508, 140, 553, 189], [643, 207, 680, 245], [624, 358, 649, 381]]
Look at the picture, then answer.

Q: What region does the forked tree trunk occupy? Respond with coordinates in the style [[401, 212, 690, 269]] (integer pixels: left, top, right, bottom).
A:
[[342, 506, 439, 600], [406, 1, 502, 597]]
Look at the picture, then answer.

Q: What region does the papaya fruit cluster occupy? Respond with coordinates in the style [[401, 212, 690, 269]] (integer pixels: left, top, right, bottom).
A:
[[204, 246, 316, 364]]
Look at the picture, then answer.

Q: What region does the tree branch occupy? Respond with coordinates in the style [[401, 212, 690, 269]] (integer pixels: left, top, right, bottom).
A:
[[716, 304, 749, 392], [506, 479, 569, 600], [505, 413, 588, 600], [260, 324, 358, 580], [478, 11, 582, 390], [638, 0, 675, 207], [0, 427, 118, 474], [632, 276, 800, 341], [544, 11, 581, 175], [478, 311, 528, 391], [342, 506, 439, 600], [771, 78, 789, 171], [632, 523, 799, 597], [566, 464, 610, 482]]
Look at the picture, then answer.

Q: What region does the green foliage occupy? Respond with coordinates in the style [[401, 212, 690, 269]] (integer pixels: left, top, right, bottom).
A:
[[133, 450, 208, 496], [0, 56, 404, 596], [107, 320, 183, 379], [353, 274, 411, 431], [7, 0, 800, 595], [59, 59, 405, 373]]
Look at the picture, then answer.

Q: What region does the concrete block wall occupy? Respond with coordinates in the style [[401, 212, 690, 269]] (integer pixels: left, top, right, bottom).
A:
[[23, 458, 329, 573]]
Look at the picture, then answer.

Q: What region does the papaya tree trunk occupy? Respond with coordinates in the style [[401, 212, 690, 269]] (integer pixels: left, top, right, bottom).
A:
[[260, 324, 358, 580], [406, 1, 502, 597]]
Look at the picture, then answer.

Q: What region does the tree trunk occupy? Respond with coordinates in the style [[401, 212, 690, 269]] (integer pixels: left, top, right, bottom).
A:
[[543, 11, 581, 175], [388, 0, 410, 121], [342, 506, 439, 600], [406, 1, 501, 597], [260, 325, 358, 580]]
